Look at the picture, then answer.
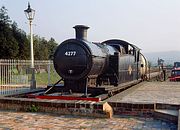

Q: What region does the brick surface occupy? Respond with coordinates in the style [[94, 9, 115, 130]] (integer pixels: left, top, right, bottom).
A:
[[0, 97, 114, 118], [0, 110, 177, 129]]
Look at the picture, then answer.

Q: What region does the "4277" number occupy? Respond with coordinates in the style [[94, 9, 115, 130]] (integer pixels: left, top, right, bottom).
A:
[[64, 51, 76, 56]]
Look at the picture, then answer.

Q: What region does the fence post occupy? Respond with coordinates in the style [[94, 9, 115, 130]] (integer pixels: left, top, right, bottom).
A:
[[48, 60, 51, 85]]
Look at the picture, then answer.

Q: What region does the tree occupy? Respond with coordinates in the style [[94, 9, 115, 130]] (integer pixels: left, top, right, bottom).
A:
[[47, 38, 58, 59], [0, 6, 19, 59], [32, 35, 58, 60], [12, 22, 30, 59], [36, 37, 49, 60], [0, 6, 11, 25]]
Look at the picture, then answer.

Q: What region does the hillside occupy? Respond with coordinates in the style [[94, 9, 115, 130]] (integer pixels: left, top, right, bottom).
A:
[[144, 51, 180, 66]]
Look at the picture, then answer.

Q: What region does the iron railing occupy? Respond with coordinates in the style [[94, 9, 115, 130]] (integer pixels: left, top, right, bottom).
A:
[[0, 59, 59, 96]]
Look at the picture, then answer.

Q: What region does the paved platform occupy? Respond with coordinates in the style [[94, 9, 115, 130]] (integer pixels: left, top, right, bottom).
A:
[[107, 81, 180, 104], [0, 110, 177, 130], [0, 81, 179, 129]]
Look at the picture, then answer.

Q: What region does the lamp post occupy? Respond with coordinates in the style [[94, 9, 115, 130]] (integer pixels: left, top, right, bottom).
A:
[[24, 2, 36, 89]]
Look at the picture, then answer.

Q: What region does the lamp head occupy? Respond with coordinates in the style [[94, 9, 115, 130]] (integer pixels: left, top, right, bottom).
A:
[[24, 2, 35, 21]]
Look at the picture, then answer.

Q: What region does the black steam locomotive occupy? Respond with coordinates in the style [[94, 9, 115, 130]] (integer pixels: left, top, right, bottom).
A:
[[53, 25, 148, 95]]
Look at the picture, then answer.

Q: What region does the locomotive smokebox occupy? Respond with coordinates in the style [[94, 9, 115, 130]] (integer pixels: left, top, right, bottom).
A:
[[54, 25, 108, 81], [73, 25, 89, 40]]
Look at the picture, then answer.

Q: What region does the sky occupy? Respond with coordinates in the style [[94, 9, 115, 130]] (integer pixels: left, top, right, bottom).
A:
[[1, 0, 180, 53]]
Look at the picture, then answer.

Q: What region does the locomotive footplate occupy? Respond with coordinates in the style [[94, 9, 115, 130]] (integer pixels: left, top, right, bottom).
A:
[[45, 84, 107, 96], [27, 92, 101, 102], [26, 83, 105, 102]]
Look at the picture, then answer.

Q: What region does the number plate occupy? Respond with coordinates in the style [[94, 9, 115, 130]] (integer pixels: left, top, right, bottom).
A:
[[65, 51, 76, 56]]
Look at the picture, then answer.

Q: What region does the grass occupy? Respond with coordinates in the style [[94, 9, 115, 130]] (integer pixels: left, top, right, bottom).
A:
[[35, 72, 60, 86]]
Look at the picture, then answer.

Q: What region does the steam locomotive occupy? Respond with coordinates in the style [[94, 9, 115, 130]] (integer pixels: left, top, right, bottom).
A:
[[53, 25, 148, 94]]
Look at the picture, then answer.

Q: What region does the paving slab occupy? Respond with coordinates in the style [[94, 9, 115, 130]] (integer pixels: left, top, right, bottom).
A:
[[0, 110, 177, 130], [107, 81, 180, 104]]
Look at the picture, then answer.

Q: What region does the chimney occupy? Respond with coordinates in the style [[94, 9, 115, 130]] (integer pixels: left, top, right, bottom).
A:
[[73, 25, 89, 40]]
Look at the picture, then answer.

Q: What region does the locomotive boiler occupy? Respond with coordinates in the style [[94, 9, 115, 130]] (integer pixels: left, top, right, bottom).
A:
[[53, 25, 148, 95]]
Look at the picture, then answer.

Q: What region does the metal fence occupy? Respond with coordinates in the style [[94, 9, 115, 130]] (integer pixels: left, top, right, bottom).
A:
[[0, 59, 59, 96]]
